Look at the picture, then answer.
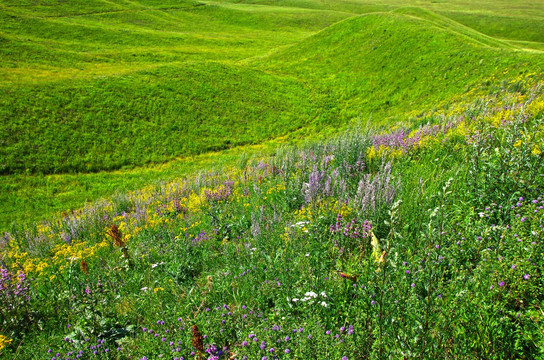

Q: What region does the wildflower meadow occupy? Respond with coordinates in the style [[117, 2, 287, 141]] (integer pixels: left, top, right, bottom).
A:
[[1, 78, 543, 359]]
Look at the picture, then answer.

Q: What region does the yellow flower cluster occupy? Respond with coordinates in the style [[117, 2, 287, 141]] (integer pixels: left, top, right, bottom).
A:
[[3, 239, 108, 278], [367, 145, 403, 163], [294, 199, 352, 222], [0, 335, 12, 350]]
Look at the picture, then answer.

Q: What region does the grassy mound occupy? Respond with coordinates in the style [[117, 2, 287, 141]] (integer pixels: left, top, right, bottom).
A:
[[1, 63, 314, 174], [255, 11, 544, 124], [2, 1, 544, 229]]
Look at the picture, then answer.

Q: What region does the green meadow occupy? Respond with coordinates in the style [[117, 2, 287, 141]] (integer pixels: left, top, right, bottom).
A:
[[1, 1, 544, 358], [2, 0, 544, 229]]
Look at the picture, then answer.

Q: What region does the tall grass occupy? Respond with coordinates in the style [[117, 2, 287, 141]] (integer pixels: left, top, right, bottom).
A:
[[1, 81, 543, 359]]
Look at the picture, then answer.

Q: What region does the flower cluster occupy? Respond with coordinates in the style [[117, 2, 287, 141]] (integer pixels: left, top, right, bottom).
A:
[[291, 291, 329, 307], [0, 267, 31, 311], [330, 214, 372, 239]]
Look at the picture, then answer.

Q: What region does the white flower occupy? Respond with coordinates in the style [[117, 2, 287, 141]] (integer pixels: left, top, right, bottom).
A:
[[304, 291, 318, 298], [305, 253, 310, 257], [320, 291, 327, 298], [140, 287, 149, 291], [320, 301, 328, 307], [291, 221, 309, 228], [250, 248, 256, 252], [292, 298, 299, 302]]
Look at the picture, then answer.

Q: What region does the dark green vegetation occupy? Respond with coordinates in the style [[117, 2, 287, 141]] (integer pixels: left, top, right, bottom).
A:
[[1, 1, 544, 225]]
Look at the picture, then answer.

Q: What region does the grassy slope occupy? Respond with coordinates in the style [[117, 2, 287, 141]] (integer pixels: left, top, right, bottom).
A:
[[0, 2, 348, 174], [2, 0, 544, 230], [2, 63, 316, 174], [3, 84, 544, 358], [254, 10, 543, 127]]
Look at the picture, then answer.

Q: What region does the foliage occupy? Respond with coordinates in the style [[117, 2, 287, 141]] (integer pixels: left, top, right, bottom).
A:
[[1, 82, 544, 359]]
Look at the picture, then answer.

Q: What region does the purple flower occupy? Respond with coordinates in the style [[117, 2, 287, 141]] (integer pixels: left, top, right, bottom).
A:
[[512, 264, 517, 269], [524, 274, 530, 280], [342, 357, 348, 360], [498, 281, 505, 287], [411, 283, 415, 288], [285, 349, 290, 354], [405, 270, 410, 274]]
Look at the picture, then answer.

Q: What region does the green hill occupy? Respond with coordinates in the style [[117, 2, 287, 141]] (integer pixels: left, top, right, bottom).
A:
[[1, 0, 544, 229], [255, 10, 544, 125], [2, 1, 544, 358]]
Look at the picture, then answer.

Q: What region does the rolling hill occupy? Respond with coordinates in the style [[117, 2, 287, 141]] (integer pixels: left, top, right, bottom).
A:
[[1, 0, 544, 228]]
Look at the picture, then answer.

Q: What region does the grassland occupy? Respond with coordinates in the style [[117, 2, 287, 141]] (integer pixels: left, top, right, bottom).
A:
[[2, 80, 544, 359], [2, 0, 544, 229], [2, 0, 544, 358]]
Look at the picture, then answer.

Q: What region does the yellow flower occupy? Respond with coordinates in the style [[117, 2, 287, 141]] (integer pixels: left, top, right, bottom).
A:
[[532, 146, 542, 155], [154, 287, 164, 293], [0, 335, 12, 350], [514, 140, 522, 147]]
